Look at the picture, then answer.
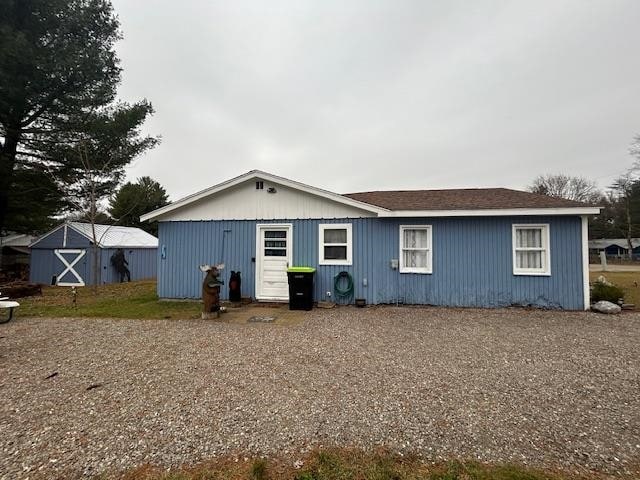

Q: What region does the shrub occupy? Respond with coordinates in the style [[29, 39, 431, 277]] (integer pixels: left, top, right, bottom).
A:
[[591, 281, 625, 304]]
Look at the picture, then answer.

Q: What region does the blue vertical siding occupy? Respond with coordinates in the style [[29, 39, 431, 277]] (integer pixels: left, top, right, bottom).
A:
[[157, 216, 585, 309], [99, 248, 158, 283], [30, 249, 60, 284], [30, 247, 157, 285]]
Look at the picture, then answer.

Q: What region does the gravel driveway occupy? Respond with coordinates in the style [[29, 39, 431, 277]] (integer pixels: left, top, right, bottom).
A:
[[1, 307, 639, 479]]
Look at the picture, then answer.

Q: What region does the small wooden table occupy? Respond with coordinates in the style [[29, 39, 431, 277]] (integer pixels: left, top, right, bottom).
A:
[[0, 298, 20, 323]]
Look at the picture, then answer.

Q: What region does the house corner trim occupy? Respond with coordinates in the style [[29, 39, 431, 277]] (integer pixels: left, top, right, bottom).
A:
[[581, 215, 590, 310]]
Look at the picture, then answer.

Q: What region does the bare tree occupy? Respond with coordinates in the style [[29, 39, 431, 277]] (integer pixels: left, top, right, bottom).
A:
[[529, 174, 601, 203], [70, 144, 114, 292], [611, 173, 636, 259], [69, 144, 154, 291]]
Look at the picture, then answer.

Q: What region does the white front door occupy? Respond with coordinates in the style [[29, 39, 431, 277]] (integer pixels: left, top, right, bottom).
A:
[[256, 224, 292, 301]]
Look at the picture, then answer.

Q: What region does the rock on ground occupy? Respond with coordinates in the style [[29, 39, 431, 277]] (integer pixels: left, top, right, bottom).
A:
[[592, 300, 622, 314]]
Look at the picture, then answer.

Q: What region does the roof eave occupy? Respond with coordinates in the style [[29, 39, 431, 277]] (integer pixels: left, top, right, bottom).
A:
[[379, 206, 602, 217]]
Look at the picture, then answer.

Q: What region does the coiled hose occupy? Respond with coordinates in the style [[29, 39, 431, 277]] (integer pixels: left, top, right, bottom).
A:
[[333, 271, 354, 299]]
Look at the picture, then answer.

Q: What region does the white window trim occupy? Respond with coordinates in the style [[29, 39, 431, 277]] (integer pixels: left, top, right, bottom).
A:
[[319, 223, 352, 265], [512, 223, 551, 276], [399, 225, 433, 274]]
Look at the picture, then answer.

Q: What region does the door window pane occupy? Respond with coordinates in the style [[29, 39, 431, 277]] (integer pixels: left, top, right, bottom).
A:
[[265, 231, 286, 239], [265, 240, 286, 248], [265, 249, 287, 257]]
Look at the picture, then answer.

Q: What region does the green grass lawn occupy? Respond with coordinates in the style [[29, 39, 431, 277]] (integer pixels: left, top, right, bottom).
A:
[[116, 450, 602, 480], [590, 271, 640, 307], [15, 273, 639, 320], [17, 280, 202, 319]]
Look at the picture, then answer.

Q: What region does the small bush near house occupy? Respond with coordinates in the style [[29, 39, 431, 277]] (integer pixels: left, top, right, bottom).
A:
[[591, 280, 625, 304]]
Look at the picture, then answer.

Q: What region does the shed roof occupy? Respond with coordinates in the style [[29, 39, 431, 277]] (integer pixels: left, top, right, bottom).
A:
[[69, 223, 158, 248], [0, 233, 36, 248], [30, 222, 158, 249], [588, 238, 640, 250], [344, 188, 591, 211]]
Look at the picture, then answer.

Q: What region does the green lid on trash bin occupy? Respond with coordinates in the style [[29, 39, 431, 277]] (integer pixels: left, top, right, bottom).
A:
[[287, 266, 316, 273]]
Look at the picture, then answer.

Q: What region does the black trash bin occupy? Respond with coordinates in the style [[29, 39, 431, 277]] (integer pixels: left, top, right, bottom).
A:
[[287, 267, 316, 310]]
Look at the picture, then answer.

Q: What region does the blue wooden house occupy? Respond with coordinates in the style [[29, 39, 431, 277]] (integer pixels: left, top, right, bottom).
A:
[[30, 222, 158, 286], [141, 170, 600, 310], [588, 238, 640, 259]]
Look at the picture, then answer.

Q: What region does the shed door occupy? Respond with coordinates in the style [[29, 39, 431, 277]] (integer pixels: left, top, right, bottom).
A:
[[54, 249, 87, 286], [255, 225, 292, 301]]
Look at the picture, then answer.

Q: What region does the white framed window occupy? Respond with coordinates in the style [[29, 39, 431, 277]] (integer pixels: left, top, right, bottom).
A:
[[512, 224, 551, 276], [319, 224, 352, 265], [399, 225, 432, 274]]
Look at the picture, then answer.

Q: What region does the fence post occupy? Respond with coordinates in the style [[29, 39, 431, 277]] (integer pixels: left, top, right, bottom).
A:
[[599, 251, 607, 272]]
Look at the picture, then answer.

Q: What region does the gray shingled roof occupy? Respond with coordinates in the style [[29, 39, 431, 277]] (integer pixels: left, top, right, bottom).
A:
[[344, 188, 591, 211]]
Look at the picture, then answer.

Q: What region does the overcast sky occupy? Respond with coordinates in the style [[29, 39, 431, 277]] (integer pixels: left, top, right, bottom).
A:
[[111, 0, 640, 200]]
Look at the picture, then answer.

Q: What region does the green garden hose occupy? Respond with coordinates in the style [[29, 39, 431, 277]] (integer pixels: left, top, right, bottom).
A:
[[334, 271, 354, 299]]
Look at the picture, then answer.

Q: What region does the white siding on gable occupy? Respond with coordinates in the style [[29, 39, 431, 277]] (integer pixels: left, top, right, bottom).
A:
[[155, 179, 376, 221]]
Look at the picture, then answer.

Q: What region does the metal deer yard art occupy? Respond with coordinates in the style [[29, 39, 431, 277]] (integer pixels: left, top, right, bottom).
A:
[[200, 263, 225, 319]]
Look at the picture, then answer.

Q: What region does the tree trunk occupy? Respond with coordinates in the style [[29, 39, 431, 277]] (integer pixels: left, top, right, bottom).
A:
[[90, 180, 100, 293], [0, 127, 21, 234], [626, 197, 633, 261]]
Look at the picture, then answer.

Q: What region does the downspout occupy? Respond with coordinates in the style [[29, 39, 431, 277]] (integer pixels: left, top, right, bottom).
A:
[[221, 228, 232, 299], [221, 228, 232, 262], [396, 263, 400, 307]]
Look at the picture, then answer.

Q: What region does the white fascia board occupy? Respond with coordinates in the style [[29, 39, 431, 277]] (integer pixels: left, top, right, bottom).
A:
[[379, 207, 602, 217], [581, 215, 590, 310], [30, 222, 100, 248], [140, 170, 388, 222], [28, 223, 67, 248], [65, 222, 99, 246]]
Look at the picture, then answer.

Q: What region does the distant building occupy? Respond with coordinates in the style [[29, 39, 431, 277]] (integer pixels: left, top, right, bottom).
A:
[[588, 238, 640, 258], [29, 222, 158, 286], [0, 233, 36, 281]]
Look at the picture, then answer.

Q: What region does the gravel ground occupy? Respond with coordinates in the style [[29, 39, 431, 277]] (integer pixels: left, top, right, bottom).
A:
[[0, 307, 639, 479]]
